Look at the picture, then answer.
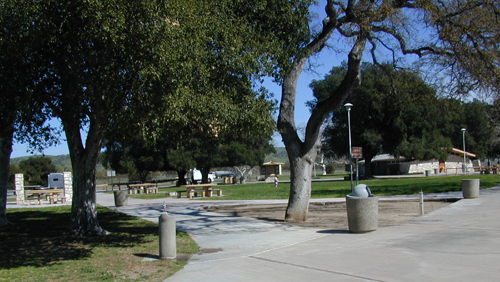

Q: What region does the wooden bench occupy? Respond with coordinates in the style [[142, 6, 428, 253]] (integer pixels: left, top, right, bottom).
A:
[[176, 189, 205, 198], [145, 187, 158, 194], [194, 190, 205, 198], [128, 187, 142, 194], [179, 184, 219, 198], [26, 195, 43, 205], [48, 195, 67, 204], [212, 189, 223, 196]]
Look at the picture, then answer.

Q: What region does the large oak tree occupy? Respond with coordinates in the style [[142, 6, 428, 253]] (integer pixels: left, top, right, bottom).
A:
[[6, 0, 312, 234], [277, 0, 500, 222]]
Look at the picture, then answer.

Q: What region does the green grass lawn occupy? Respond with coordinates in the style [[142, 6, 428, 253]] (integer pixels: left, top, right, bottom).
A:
[[128, 174, 500, 201], [0, 206, 198, 282]]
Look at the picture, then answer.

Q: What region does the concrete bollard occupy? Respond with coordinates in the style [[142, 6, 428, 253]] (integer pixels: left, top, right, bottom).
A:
[[462, 179, 480, 199], [159, 212, 176, 260], [346, 196, 378, 233]]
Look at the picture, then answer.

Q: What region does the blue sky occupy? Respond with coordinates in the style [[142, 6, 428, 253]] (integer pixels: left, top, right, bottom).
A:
[[11, 1, 343, 158]]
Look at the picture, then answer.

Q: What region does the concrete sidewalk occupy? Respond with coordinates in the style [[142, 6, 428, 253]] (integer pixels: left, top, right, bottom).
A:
[[96, 187, 500, 282]]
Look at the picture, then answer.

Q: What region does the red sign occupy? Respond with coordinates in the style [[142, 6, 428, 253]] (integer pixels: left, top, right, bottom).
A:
[[352, 147, 363, 159]]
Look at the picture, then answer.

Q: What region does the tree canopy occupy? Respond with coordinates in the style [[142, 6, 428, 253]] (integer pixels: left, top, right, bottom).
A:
[[2, 0, 315, 233], [276, 0, 500, 222], [311, 63, 451, 177], [313, 63, 496, 178]]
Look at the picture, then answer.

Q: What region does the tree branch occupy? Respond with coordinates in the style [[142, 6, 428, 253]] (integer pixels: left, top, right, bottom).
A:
[[304, 33, 368, 150], [278, 0, 339, 153]]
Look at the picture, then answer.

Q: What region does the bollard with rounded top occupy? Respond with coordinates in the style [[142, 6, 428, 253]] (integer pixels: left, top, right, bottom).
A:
[[113, 190, 128, 207], [346, 184, 378, 233], [462, 179, 480, 199], [159, 212, 176, 260]]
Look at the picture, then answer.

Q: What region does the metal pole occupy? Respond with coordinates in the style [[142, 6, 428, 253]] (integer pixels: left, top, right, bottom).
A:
[[356, 158, 359, 185], [462, 128, 467, 175], [345, 103, 353, 192]]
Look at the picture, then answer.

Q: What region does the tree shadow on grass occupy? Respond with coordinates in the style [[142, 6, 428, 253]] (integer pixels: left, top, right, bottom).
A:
[[0, 207, 157, 269]]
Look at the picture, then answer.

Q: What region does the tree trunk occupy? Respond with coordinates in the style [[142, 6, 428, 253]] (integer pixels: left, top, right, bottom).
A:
[[64, 115, 108, 237], [176, 170, 187, 186], [279, 5, 366, 222], [68, 160, 106, 236], [200, 167, 211, 184], [284, 152, 317, 222], [139, 170, 149, 183], [0, 123, 14, 226]]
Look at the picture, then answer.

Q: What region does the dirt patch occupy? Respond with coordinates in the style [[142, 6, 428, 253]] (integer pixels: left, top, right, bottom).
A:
[[205, 199, 457, 230]]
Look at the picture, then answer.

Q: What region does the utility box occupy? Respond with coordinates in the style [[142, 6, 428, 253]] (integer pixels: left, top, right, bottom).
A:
[[47, 173, 64, 188]]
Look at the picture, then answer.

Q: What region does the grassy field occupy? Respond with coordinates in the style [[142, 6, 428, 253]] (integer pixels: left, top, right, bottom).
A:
[[128, 174, 500, 200], [0, 206, 198, 282], [4, 174, 499, 281]]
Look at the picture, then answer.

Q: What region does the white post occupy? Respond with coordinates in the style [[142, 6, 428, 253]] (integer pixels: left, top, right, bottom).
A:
[[419, 191, 424, 216], [462, 128, 467, 175]]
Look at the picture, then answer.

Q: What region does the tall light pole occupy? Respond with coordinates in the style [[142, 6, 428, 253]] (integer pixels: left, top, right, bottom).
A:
[[345, 103, 353, 192], [462, 128, 467, 175]]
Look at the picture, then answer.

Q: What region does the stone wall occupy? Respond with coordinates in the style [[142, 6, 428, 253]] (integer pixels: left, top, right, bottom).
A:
[[15, 173, 24, 205], [63, 172, 73, 202], [408, 161, 471, 174], [408, 161, 440, 174]]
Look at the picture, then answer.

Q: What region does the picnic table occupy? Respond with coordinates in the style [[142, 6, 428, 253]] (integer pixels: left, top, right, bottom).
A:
[[179, 183, 221, 199], [127, 183, 158, 194], [25, 189, 65, 205]]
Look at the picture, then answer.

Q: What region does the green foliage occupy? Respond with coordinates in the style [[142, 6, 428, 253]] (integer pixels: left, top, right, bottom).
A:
[[11, 154, 86, 172], [325, 163, 335, 175], [101, 0, 306, 182], [8, 163, 22, 189], [314, 63, 452, 176], [18, 156, 57, 185]]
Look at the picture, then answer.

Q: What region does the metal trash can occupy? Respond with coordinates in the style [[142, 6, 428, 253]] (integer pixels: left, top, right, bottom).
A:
[[114, 190, 128, 207], [346, 184, 378, 233]]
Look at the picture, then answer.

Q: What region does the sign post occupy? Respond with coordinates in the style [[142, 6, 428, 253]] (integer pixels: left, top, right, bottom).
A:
[[107, 171, 116, 189], [352, 147, 363, 185]]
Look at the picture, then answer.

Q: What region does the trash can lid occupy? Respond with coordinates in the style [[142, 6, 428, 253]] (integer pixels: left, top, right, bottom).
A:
[[347, 184, 373, 198]]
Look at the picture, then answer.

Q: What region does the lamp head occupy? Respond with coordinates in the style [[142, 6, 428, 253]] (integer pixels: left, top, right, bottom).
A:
[[344, 103, 353, 110], [461, 128, 466, 132]]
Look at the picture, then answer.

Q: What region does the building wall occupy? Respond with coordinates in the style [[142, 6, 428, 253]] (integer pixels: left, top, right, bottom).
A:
[[408, 161, 471, 174]]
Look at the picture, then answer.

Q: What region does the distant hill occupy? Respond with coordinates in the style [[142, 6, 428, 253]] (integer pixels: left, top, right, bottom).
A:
[[11, 154, 104, 172], [265, 147, 288, 164]]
